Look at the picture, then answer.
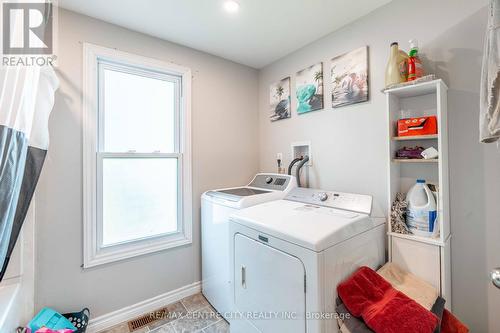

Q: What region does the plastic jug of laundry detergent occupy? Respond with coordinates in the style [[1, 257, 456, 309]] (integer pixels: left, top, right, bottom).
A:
[[406, 179, 437, 237], [385, 42, 409, 87], [385, 42, 402, 87]]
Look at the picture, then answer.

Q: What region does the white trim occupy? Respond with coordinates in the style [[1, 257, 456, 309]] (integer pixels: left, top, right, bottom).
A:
[[82, 43, 193, 268], [0, 203, 36, 331], [21, 203, 36, 324], [86, 281, 201, 333], [0, 282, 21, 333]]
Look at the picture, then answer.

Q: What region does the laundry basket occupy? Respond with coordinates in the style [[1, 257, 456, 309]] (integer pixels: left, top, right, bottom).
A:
[[62, 308, 90, 333]]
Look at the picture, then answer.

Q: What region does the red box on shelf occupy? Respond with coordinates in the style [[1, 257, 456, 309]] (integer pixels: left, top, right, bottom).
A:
[[397, 116, 438, 137]]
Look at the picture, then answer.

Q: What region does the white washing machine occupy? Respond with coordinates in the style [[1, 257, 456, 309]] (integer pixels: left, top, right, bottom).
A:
[[229, 187, 386, 333], [201, 173, 297, 319]]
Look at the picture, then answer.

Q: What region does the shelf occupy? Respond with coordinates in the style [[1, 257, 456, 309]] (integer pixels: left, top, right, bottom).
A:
[[386, 76, 450, 303], [392, 134, 438, 141], [392, 159, 438, 163], [388, 232, 445, 246], [384, 79, 446, 98]]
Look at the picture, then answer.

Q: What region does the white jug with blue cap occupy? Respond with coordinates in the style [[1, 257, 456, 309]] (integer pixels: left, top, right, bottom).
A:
[[406, 179, 438, 237]]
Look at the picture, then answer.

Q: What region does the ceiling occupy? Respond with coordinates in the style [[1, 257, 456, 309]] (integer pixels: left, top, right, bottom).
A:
[[58, 0, 392, 68]]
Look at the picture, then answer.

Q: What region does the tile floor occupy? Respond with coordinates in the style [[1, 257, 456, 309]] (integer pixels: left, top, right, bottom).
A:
[[99, 293, 230, 333]]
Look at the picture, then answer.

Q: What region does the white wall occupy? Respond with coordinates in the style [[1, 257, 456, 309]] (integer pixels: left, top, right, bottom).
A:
[[35, 9, 259, 317], [258, 0, 494, 331]]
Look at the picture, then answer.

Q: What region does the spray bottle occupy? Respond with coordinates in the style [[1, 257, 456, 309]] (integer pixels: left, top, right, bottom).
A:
[[408, 39, 424, 81]]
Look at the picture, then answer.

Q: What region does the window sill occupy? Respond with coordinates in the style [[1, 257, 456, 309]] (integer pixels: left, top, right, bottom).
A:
[[83, 233, 192, 269]]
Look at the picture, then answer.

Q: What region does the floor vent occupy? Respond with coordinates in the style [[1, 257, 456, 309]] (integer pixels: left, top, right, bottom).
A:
[[128, 308, 166, 331]]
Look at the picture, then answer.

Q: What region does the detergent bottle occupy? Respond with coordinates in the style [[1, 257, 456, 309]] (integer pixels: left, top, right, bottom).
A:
[[385, 42, 401, 87], [385, 42, 409, 87], [406, 179, 437, 237], [397, 48, 409, 82]]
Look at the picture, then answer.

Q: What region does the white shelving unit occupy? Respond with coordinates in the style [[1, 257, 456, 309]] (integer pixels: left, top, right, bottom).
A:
[[385, 79, 452, 309]]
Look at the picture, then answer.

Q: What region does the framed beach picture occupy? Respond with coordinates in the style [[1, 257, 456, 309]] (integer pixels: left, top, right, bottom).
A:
[[269, 77, 291, 121], [296, 62, 323, 114], [331, 46, 369, 108]]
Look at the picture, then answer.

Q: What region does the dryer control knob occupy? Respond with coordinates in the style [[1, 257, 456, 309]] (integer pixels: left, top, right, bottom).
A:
[[319, 193, 329, 201], [265, 177, 273, 184]]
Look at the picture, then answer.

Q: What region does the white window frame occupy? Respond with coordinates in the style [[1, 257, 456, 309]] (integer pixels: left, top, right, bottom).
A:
[[82, 43, 192, 268]]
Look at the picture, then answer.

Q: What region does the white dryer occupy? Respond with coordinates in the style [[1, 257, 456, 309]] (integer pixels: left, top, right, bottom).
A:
[[229, 187, 386, 333], [201, 173, 297, 319]]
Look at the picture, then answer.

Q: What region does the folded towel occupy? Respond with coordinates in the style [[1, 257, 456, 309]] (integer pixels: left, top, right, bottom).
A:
[[336, 296, 446, 333], [377, 263, 438, 310], [337, 266, 438, 333]]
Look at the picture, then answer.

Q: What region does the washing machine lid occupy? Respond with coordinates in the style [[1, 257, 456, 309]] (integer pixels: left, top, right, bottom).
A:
[[230, 199, 381, 252], [205, 187, 271, 202], [202, 173, 298, 209]]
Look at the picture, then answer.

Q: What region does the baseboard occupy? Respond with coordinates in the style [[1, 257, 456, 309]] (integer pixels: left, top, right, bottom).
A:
[[87, 281, 201, 333]]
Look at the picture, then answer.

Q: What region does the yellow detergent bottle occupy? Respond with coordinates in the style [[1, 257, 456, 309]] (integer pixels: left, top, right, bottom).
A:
[[385, 42, 408, 87], [398, 48, 409, 82]]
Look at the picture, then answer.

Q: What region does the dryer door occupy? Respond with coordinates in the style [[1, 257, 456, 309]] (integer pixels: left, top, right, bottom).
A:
[[234, 233, 306, 333]]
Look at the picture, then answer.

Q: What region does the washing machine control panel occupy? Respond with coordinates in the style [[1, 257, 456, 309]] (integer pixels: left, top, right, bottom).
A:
[[248, 173, 293, 191], [285, 187, 372, 215]]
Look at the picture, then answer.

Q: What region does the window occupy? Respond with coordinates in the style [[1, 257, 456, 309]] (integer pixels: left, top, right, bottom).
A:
[[83, 44, 192, 268]]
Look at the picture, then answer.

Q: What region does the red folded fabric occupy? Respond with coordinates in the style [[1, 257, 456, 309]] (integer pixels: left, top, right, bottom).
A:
[[337, 266, 438, 333], [441, 309, 469, 333]]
